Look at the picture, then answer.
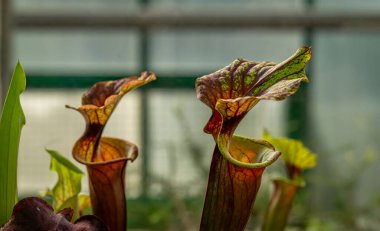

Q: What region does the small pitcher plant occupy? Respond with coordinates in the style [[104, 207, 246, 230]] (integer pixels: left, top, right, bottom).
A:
[[261, 129, 317, 231]]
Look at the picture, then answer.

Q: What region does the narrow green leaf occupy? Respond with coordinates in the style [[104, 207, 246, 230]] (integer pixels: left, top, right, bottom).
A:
[[0, 62, 26, 225], [46, 149, 84, 220]]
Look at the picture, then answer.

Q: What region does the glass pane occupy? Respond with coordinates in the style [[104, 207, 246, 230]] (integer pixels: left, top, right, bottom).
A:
[[18, 89, 141, 196], [151, 0, 303, 10], [150, 29, 304, 75], [310, 29, 380, 227], [14, 30, 140, 75]]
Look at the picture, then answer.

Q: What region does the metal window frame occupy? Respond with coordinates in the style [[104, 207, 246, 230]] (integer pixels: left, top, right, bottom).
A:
[[13, 9, 380, 30], [1, 0, 11, 106]]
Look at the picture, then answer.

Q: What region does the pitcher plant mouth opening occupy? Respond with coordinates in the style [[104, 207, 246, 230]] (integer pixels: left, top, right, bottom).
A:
[[196, 47, 312, 231], [219, 134, 281, 168], [67, 72, 156, 231]]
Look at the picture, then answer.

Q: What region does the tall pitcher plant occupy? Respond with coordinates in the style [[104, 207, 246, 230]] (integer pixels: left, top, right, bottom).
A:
[[67, 72, 156, 231], [196, 47, 312, 231]]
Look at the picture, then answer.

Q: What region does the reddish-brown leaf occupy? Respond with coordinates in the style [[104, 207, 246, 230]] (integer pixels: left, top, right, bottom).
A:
[[0, 197, 108, 231]]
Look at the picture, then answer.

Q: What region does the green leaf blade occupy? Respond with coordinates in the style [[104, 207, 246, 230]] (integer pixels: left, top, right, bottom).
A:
[[0, 62, 26, 225], [46, 149, 84, 219]]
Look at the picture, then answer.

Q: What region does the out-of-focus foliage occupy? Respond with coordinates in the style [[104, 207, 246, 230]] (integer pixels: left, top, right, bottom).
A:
[[45, 149, 86, 220], [127, 197, 203, 231], [304, 147, 380, 231]]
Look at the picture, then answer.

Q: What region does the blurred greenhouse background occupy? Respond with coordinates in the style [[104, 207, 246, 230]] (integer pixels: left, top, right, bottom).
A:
[[1, 0, 380, 230]]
